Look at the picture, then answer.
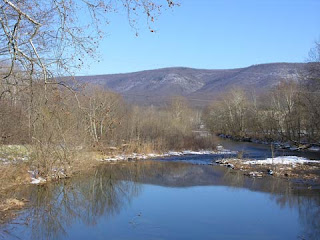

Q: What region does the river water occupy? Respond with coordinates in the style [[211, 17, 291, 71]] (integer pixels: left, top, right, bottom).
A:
[[153, 137, 320, 165], [1, 140, 320, 240]]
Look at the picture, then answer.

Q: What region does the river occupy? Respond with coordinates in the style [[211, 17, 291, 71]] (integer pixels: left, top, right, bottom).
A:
[[0, 140, 319, 240]]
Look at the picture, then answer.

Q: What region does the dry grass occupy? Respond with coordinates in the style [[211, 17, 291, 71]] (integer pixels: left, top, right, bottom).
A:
[[0, 164, 30, 192]]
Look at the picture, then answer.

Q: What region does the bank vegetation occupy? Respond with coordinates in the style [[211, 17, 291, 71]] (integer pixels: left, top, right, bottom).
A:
[[204, 62, 320, 147]]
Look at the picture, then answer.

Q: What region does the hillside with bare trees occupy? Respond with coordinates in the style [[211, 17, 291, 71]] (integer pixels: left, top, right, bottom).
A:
[[75, 62, 308, 106]]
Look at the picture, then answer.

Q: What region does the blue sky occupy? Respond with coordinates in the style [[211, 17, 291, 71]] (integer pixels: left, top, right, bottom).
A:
[[79, 0, 320, 75]]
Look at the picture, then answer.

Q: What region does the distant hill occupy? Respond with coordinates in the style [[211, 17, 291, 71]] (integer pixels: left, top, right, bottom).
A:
[[75, 62, 308, 106]]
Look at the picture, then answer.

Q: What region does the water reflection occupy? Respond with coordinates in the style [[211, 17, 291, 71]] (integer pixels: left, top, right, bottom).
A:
[[1, 161, 320, 240], [26, 164, 144, 240]]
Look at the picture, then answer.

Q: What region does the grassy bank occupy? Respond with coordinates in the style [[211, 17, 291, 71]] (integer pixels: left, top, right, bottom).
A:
[[0, 140, 217, 191]]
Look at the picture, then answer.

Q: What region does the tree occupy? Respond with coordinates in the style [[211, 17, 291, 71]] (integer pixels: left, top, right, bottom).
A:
[[0, 0, 176, 82], [301, 40, 320, 142], [0, 0, 177, 177], [305, 40, 320, 89]]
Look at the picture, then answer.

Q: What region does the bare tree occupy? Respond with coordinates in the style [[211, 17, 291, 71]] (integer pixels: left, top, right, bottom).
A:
[[0, 0, 178, 177], [0, 0, 177, 82]]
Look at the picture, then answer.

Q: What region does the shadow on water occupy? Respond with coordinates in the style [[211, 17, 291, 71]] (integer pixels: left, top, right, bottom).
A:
[[1, 161, 320, 240]]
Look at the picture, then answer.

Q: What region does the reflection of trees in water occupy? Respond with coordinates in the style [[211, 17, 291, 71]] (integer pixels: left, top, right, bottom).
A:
[[269, 191, 320, 240], [225, 169, 320, 239], [234, 172, 320, 240], [210, 166, 320, 240], [25, 163, 145, 240], [24, 161, 190, 239], [297, 196, 320, 240], [223, 169, 320, 239]]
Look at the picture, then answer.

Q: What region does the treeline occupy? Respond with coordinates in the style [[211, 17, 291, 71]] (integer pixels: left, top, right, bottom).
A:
[[0, 75, 214, 175], [204, 78, 320, 145]]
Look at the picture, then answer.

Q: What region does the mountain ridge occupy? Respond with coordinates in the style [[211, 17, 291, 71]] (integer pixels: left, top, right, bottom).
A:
[[74, 62, 309, 106]]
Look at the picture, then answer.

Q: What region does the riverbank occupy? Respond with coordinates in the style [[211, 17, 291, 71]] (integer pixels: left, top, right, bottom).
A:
[[215, 156, 320, 187], [0, 146, 232, 190], [218, 134, 320, 153]]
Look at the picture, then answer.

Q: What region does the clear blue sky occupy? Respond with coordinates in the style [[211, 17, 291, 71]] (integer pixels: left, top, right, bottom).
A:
[[79, 0, 320, 75]]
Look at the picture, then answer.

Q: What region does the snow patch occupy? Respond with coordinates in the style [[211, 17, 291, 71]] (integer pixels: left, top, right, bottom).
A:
[[28, 170, 46, 184], [31, 177, 46, 184], [244, 156, 320, 166], [101, 148, 238, 162]]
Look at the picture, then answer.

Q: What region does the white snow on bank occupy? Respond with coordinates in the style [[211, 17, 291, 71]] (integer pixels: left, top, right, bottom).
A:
[[244, 156, 320, 166], [180, 149, 237, 155], [164, 150, 220, 156], [28, 170, 46, 184], [101, 148, 238, 162], [102, 153, 149, 161], [0, 156, 29, 164], [31, 177, 46, 184]]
